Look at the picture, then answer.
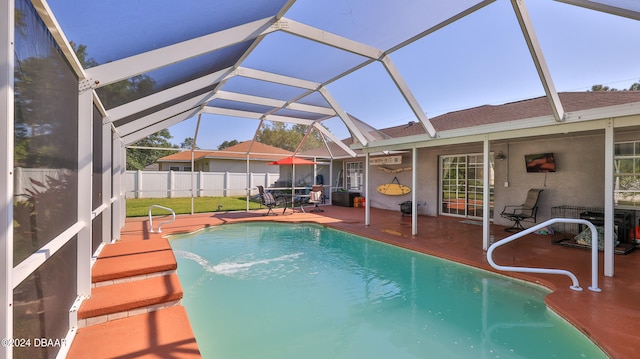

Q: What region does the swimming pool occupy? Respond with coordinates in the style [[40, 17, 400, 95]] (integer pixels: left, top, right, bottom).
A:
[[170, 222, 606, 359]]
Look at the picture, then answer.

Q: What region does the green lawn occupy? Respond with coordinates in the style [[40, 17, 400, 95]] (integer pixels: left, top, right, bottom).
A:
[[126, 196, 264, 217]]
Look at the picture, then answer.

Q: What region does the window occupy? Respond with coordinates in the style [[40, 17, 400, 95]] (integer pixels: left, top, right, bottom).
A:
[[169, 166, 180, 171], [345, 162, 363, 191], [614, 141, 640, 207]]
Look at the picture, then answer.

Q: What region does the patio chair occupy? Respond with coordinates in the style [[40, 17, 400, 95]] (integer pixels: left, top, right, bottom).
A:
[[257, 185, 283, 216], [500, 188, 543, 232], [307, 189, 324, 212], [311, 185, 326, 204]]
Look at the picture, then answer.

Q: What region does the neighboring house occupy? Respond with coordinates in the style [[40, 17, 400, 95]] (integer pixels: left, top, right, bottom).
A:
[[156, 141, 333, 190], [156, 141, 293, 174]]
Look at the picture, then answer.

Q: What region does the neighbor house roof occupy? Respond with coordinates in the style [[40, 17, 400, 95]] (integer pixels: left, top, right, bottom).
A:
[[157, 141, 293, 163]]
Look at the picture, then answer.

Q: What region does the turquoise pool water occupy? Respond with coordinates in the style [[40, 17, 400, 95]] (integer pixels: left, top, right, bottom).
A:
[[170, 222, 606, 359]]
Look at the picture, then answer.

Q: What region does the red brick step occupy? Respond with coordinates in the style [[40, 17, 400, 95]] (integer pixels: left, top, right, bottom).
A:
[[78, 273, 183, 325], [92, 249, 177, 284], [68, 306, 200, 359]]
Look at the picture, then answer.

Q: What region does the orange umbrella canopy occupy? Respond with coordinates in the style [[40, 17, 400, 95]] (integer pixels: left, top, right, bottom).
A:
[[268, 156, 317, 165]]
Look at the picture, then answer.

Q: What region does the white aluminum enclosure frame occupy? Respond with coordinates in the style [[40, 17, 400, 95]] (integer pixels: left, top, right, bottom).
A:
[[556, 0, 640, 21], [511, 0, 565, 122], [3, 3, 640, 358], [1, 0, 14, 357]]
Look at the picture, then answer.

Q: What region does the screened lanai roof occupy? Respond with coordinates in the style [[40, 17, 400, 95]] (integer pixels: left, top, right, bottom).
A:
[[39, 0, 640, 154]]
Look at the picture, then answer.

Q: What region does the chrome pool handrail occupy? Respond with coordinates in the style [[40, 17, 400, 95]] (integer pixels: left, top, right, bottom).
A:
[[148, 205, 176, 233], [487, 218, 601, 292]]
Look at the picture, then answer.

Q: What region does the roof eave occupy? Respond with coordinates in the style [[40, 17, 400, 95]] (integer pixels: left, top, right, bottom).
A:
[[357, 100, 640, 152]]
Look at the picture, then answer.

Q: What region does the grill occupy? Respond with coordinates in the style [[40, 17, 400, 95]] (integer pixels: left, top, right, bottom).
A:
[[399, 201, 412, 216]]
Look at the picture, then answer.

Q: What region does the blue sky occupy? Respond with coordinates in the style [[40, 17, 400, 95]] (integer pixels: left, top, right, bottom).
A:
[[168, 1, 640, 149], [47, 0, 640, 149]]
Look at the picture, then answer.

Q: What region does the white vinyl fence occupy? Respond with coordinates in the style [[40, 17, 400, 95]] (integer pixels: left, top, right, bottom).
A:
[[125, 170, 281, 198], [14, 167, 72, 197]]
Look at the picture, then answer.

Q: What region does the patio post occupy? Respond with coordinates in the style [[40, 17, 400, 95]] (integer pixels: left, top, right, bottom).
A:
[[483, 138, 490, 250], [412, 147, 417, 235], [190, 113, 201, 215], [101, 121, 113, 246], [77, 81, 94, 299], [365, 152, 370, 226], [604, 121, 615, 276]]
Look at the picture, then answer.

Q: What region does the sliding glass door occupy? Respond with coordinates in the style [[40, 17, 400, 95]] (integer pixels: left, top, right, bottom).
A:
[[440, 154, 494, 218]]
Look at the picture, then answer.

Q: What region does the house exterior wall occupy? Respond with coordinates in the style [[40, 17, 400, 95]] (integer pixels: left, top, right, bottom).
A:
[[159, 161, 191, 171], [159, 159, 280, 173], [365, 130, 640, 226], [207, 159, 278, 174], [492, 134, 606, 227], [367, 154, 413, 212], [278, 165, 316, 187]]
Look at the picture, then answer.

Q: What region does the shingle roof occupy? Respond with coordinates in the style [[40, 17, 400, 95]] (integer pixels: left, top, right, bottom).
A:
[[381, 91, 640, 136], [157, 141, 292, 162], [161, 92, 640, 162]]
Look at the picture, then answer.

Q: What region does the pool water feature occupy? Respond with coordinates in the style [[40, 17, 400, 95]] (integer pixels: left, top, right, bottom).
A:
[[170, 222, 606, 359]]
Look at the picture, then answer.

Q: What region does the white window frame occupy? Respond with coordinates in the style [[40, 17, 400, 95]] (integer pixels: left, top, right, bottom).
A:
[[614, 140, 640, 209], [345, 161, 363, 192]]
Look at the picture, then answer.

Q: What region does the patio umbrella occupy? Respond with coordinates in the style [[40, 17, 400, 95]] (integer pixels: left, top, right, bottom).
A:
[[269, 156, 318, 201], [268, 156, 317, 166]]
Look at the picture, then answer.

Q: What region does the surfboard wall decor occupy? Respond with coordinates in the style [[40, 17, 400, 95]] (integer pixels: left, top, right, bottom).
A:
[[377, 177, 411, 196]]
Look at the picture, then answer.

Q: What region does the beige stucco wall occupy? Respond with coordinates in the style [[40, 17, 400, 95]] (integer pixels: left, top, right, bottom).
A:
[[364, 129, 640, 226], [158, 161, 189, 171], [492, 134, 605, 227], [206, 159, 278, 173]]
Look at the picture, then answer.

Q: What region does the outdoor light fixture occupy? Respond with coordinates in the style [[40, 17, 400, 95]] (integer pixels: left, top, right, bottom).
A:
[[495, 151, 506, 161]]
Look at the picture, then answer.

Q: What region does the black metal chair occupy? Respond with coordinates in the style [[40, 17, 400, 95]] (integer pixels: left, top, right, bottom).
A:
[[500, 189, 543, 232], [257, 185, 284, 216]]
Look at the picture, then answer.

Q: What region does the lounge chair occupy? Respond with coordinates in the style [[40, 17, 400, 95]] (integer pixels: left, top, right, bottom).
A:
[[257, 185, 285, 216], [500, 188, 543, 231]]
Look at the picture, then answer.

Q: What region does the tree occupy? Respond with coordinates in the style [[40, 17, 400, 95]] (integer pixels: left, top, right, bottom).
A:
[[589, 81, 640, 92], [72, 42, 157, 109], [126, 129, 177, 170], [180, 137, 199, 149], [15, 39, 79, 169], [255, 122, 324, 152], [218, 139, 239, 150], [71, 43, 170, 169], [589, 84, 617, 92], [71, 42, 99, 68]]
